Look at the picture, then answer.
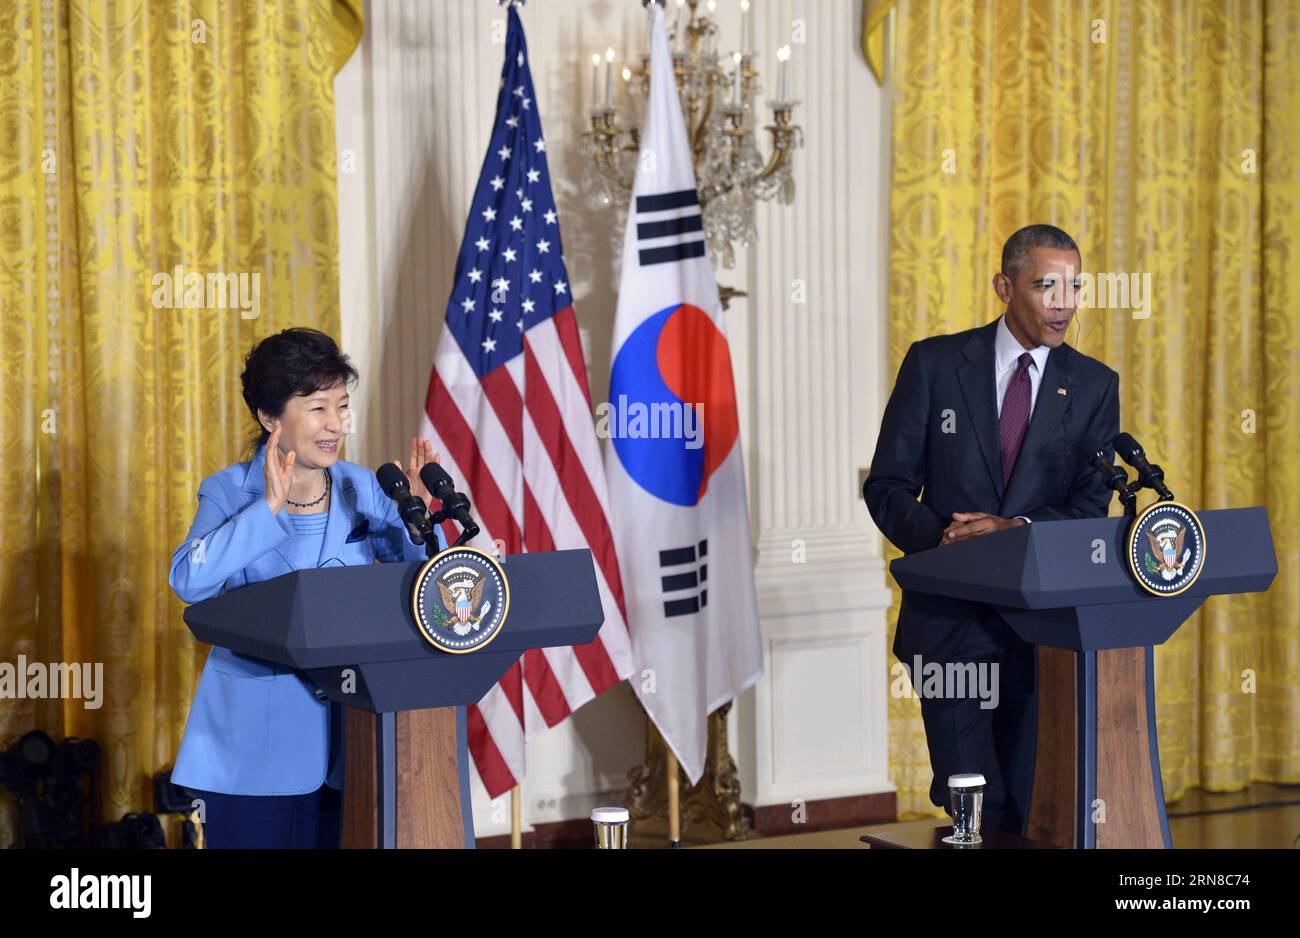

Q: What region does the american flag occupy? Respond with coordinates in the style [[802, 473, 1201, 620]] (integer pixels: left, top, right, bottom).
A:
[[419, 6, 634, 799]]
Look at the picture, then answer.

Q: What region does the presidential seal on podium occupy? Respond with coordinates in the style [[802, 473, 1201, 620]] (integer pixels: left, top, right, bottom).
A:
[[412, 546, 510, 653], [1125, 500, 1207, 597]]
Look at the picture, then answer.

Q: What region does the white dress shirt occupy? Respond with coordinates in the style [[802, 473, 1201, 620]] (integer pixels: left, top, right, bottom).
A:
[[994, 314, 1051, 524]]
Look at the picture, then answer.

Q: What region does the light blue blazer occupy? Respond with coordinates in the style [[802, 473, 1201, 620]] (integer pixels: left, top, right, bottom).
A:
[[169, 443, 445, 796]]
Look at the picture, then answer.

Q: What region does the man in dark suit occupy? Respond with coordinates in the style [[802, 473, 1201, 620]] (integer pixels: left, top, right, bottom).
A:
[[864, 224, 1120, 836]]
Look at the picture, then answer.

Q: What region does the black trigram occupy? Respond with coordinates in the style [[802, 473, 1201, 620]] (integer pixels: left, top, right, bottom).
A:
[[658, 539, 708, 617], [635, 189, 706, 267]]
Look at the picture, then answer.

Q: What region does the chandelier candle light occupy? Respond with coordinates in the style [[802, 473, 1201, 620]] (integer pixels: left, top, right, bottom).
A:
[[585, 0, 802, 270]]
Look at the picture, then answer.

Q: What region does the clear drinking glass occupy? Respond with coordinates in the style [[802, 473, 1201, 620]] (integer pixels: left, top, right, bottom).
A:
[[591, 806, 630, 849], [942, 773, 985, 845]]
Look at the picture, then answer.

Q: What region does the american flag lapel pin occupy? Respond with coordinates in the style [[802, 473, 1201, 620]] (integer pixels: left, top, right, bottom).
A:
[[1057, 387, 1068, 396]]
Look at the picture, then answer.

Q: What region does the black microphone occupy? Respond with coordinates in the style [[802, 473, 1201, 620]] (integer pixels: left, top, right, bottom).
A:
[[1111, 432, 1174, 500], [1087, 442, 1131, 494], [420, 462, 480, 545], [376, 462, 434, 546]]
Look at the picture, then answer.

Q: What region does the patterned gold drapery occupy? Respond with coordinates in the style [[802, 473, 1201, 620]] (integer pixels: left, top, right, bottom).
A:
[[0, 0, 361, 845], [882, 0, 1300, 820]]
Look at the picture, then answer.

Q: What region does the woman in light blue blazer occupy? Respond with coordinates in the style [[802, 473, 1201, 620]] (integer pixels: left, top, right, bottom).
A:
[[169, 328, 445, 848]]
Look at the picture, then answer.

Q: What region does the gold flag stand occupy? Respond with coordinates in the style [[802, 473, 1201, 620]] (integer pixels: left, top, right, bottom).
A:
[[623, 702, 750, 845]]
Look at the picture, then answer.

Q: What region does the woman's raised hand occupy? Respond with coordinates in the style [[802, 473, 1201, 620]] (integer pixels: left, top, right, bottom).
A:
[[394, 437, 439, 509], [263, 423, 296, 514]]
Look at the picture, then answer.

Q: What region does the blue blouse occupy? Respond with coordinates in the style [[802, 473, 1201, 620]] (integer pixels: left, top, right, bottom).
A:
[[285, 509, 329, 555], [283, 508, 343, 785]]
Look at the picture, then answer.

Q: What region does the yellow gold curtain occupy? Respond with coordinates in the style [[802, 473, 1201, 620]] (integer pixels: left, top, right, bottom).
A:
[[0, 0, 361, 845], [861, 0, 898, 84], [883, 0, 1300, 819]]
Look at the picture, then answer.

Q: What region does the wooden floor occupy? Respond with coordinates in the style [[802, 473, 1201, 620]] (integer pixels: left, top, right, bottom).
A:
[[694, 783, 1300, 849]]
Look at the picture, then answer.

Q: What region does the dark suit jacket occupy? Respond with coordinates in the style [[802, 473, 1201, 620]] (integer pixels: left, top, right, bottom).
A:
[[864, 318, 1120, 665]]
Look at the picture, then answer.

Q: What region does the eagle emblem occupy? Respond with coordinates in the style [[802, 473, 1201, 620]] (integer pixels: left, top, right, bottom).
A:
[[1126, 500, 1206, 597], [411, 547, 510, 653], [1145, 525, 1189, 580], [435, 568, 492, 636]]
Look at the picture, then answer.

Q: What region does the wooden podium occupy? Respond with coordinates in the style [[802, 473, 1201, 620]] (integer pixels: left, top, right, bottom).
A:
[[890, 507, 1276, 848], [183, 549, 605, 848]]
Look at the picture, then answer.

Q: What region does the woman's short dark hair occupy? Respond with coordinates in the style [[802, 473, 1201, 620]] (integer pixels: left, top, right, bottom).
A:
[[240, 328, 358, 454]]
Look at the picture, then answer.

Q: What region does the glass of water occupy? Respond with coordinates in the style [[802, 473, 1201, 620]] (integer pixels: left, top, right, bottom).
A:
[[591, 807, 630, 849], [942, 773, 985, 845]]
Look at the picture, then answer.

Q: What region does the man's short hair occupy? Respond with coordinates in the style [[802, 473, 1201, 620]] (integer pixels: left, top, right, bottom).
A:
[[1000, 224, 1080, 279]]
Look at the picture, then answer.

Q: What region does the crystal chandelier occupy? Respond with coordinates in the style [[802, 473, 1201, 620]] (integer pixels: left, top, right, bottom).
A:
[[586, 0, 802, 272]]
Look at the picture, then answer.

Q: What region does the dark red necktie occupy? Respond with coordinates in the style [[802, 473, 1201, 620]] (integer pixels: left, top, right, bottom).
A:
[[1000, 352, 1033, 484]]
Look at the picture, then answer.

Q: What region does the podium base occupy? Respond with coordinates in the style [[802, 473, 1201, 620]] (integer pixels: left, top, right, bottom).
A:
[[341, 707, 474, 849], [1026, 644, 1171, 848]]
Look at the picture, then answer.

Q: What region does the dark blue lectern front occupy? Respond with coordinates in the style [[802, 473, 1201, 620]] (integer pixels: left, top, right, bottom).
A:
[[183, 549, 604, 849], [890, 507, 1276, 848]]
